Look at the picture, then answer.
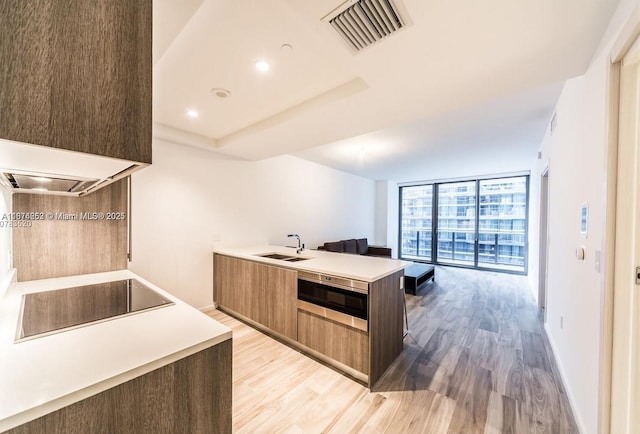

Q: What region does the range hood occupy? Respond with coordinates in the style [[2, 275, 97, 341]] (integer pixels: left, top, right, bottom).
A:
[[0, 138, 146, 196]]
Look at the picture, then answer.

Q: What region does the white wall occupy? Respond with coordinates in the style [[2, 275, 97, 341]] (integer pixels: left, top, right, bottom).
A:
[[0, 186, 14, 297], [374, 180, 399, 258], [528, 2, 635, 432], [129, 139, 376, 308]]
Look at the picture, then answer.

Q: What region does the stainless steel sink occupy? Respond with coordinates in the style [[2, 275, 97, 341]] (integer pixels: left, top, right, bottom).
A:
[[258, 253, 294, 260], [256, 253, 309, 262]]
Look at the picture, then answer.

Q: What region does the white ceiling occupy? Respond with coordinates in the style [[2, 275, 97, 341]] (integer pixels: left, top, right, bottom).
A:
[[153, 0, 619, 181]]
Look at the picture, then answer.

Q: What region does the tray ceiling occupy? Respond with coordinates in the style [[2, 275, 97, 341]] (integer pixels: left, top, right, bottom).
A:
[[153, 0, 619, 180]]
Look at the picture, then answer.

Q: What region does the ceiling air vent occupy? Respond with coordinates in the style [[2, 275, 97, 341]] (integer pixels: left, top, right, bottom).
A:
[[323, 0, 410, 53]]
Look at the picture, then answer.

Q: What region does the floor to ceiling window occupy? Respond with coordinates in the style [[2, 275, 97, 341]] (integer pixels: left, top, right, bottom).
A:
[[399, 175, 528, 273], [399, 184, 433, 259], [436, 181, 477, 266]]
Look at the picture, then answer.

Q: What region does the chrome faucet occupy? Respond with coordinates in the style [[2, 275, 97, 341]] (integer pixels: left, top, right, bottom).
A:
[[287, 234, 304, 254]]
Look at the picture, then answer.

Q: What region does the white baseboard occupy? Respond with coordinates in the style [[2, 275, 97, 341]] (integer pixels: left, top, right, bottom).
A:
[[544, 322, 586, 434]]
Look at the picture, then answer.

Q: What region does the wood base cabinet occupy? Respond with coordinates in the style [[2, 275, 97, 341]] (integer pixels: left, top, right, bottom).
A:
[[369, 270, 404, 387], [297, 270, 405, 387], [214, 254, 297, 340], [213, 253, 405, 389], [297, 310, 369, 374], [7, 341, 232, 434]]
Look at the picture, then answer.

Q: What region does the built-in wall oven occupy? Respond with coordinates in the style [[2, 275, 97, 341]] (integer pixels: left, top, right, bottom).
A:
[[297, 271, 368, 332]]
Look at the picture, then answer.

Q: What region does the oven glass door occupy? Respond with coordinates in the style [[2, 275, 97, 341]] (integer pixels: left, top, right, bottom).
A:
[[298, 279, 368, 320]]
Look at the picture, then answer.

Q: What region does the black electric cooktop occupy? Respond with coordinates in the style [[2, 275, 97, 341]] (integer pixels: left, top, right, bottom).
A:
[[17, 279, 173, 341]]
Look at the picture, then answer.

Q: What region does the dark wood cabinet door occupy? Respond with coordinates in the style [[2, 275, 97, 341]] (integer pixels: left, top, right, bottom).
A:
[[0, 1, 152, 163]]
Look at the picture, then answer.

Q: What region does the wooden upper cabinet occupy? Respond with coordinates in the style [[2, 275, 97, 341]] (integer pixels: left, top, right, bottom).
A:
[[0, 1, 152, 163]]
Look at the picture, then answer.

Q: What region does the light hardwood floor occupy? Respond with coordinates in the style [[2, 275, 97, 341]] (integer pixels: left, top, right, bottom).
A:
[[207, 266, 579, 433]]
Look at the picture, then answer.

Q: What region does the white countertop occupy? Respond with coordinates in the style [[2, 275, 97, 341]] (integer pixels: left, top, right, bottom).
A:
[[214, 245, 412, 282], [0, 270, 231, 431]]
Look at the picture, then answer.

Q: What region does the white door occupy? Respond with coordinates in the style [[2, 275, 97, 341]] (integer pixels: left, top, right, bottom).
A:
[[610, 34, 640, 434]]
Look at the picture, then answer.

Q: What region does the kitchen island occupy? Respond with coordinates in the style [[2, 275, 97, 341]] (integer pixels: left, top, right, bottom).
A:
[[0, 270, 232, 433], [213, 245, 411, 388]]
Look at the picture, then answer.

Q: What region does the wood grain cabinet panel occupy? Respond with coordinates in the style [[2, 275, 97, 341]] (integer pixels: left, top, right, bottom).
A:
[[0, 1, 152, 163], [213, 254, 244, 315], [213, 254, 297, 340], [298, 310, 369, 374], [7, 341, 232, 434], [12, 179, 128, 281], [256, 262, 297, 340], [369, 270, 404, 387], [214, 254, 405, 388]]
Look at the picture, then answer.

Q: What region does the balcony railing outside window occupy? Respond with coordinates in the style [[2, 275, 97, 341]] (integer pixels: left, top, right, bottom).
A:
[[400, 176, 528, 273]]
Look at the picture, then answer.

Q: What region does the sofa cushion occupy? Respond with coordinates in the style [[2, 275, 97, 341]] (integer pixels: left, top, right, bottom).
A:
[[342, 239, 357, 254], [356, 238, 369, 255], [324, 241, 345, 253]]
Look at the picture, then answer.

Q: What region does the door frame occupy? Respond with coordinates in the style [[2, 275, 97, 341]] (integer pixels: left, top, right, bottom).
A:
[[601, 7, 640, 434], [538, 167, 549, 314]]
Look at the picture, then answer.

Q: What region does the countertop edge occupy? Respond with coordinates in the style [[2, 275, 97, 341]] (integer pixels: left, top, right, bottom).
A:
[[0, 333, 231, 432]]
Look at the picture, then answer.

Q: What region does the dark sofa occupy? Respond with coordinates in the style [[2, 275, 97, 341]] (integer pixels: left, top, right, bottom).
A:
[[317, 238, 392, 258]]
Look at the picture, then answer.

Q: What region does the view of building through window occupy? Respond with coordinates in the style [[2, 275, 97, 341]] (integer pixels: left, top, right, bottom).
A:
[[400, 176, 528, 273]]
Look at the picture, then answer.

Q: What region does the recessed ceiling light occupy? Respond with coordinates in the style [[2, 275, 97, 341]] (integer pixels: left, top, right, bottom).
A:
[[255, 60, 269, 72], [211, 88, 231, 99], [187, 110, 199, 118]]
